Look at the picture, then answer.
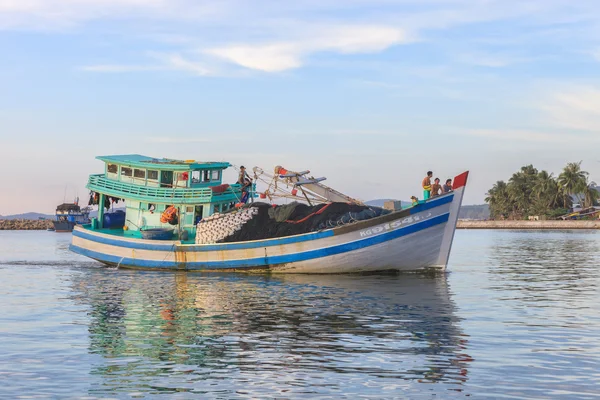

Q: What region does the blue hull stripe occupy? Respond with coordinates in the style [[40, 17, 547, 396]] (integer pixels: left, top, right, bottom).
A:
[[410, 194, 453, 213], [70, 212, 450, 270], [72, 193, 454, 252]]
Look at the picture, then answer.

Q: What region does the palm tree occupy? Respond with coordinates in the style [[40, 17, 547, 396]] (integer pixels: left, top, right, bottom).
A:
[[486, 163, 594, 220], [558, 161, 588, 204], [556, 186, 574, 210], [508, 165, 538, 218], [583, 181, 599, 208], [485, 180, 511, 219], [532, 170, 557, 215]]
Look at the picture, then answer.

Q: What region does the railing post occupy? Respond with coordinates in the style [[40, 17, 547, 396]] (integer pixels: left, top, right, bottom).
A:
[[97, 193, 105, 229]]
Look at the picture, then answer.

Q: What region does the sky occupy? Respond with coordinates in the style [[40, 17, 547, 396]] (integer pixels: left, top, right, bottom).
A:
[[1, 0, 600, 215]]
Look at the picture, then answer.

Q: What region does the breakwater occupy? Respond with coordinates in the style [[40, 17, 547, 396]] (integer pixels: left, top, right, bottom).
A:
[[457, 220, 600, 229], [0, 219, 53, 230]]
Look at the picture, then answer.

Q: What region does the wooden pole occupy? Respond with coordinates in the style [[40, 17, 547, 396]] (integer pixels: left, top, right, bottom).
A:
[[300, 187, 312, 206]]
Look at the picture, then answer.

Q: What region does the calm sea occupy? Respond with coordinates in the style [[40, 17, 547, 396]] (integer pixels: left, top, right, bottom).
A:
[[0, 230, 599, 399]]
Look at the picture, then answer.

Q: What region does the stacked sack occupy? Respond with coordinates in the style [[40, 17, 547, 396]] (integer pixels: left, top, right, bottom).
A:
[[195, 207, 259, 244]]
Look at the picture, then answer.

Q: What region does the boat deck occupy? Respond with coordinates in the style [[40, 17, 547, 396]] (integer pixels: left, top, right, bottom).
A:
[[79, 225, 197, 244]]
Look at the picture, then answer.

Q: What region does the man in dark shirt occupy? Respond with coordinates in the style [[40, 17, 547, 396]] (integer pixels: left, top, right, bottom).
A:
[[443, 179, 453, 193], [238, 166, 251, 187], [238, 166, 252, 203]]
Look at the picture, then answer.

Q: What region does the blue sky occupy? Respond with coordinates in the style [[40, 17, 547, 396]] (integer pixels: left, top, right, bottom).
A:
[[1, 0, 600, 214]]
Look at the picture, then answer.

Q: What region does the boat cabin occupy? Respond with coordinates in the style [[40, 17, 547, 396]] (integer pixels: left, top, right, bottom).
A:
[[86, 154, 251, 240], [55, 203, 90, 224]]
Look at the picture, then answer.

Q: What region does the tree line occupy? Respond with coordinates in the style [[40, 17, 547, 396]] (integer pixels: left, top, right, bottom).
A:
[[485, 162, 598, 220]]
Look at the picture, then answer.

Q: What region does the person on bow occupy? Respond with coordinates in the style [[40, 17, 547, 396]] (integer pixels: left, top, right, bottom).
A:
[[443, 179, 453, 193], [431, 178, 443, 197], [422, 171, 433, 200]]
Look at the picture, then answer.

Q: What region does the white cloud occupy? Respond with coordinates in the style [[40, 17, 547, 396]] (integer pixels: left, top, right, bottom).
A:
[[463, 129, 573, 143], [207, 43, 302, 73], [205, 25, 407, 72], [155, 53, 211, 76], [79, 64, 162, 72], [81, 53, 212, 75], [539, 86, 600, 132], [458, 53, 533, 68], [145, 137, 214, 144], [2, 0, 600, 76], [0, 0, 171, 28]]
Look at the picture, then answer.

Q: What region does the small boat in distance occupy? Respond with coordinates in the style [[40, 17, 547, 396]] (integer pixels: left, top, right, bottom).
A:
[[69, 154, 468, 273], [53, 202, 91, 232]]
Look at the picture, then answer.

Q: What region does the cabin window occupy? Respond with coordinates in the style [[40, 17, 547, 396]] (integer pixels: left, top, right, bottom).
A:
[[134, 169, 146, 179], [147, 170, 158, 180], [121, 167, 132, 177], [186, 206, 194, 213], [211, 170, 220, 181], [203, 170, 210, 182], [191, 171, 201, 183], [107, 164, 118, 173]]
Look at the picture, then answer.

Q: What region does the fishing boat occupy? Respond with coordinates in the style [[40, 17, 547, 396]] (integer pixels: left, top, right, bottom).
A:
[[53, 202, 91, 232], [69, 154, 468, 273]]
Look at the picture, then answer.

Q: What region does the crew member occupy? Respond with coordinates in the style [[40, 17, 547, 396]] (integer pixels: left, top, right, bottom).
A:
[[238, 166, 252, 203], [443, 179, 453, 193], [238, 166, 252, 188], [431, 178, 442, 197], [422, 171, 433, 200]]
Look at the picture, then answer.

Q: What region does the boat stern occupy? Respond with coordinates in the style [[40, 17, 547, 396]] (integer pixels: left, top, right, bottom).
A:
[[69, 225, 181, 269]]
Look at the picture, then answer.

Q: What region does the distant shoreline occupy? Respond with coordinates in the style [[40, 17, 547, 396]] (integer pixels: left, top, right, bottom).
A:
[[0, 220, 53, 230], [457, 220, 600, 229]]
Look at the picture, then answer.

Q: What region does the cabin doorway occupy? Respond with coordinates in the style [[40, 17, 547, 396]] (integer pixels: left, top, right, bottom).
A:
[[160, 171, 174, 188], [194, 206, 204, 224]]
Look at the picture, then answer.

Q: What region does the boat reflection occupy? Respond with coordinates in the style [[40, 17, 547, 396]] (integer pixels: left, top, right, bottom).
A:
[[71, 270, 472, 393]]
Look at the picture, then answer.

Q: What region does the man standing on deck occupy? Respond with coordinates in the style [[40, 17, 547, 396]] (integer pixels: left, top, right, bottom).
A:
[[422, 171, 433, 200], [238, 166, 252, 203]]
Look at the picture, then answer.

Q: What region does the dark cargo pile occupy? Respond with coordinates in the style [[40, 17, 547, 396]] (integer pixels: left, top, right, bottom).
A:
[[222, 202, 390, 243]]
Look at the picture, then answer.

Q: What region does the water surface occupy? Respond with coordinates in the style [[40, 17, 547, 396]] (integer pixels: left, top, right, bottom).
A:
[[0, 230, 599, 398]]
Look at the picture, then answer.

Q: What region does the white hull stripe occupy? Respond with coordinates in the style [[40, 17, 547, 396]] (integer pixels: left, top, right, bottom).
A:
[[70, 212, 450, 269]]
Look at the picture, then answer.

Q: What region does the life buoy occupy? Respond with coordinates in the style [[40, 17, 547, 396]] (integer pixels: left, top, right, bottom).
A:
[[160, 206, 178, 224]]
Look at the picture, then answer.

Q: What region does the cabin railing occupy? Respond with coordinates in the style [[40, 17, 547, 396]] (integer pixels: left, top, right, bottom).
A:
[[87, 174, 250, 204]]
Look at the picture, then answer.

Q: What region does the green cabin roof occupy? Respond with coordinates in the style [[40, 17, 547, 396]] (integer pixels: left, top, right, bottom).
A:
[[97, 154, 231, 171]]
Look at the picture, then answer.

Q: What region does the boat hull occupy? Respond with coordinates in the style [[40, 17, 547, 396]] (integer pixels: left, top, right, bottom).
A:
[[53, 220, 76, 233], [70, 180, 467, 274]]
